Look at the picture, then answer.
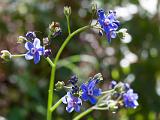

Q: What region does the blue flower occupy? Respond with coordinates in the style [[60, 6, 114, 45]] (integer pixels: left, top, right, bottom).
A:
[[123, 89, 139, 108], [80, 78, 102, 104], [98, 9, 120, 43], [62, 92, 82, 113], [25, 38, 44, 64]]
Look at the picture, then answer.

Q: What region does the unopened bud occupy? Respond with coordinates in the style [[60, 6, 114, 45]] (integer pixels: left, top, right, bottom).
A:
[[114, 82, 125, 93], [108, 100, 118, 112], [49, 21, 60, 32], [17, 36, 27, 43], [91, 2, 97, 14], [93, 73, 103, 82], [44, 49, 52, 58], [55, 81, 65, 90], [26, 31, 36, 41], [64, 6, 71, 16], [1, 50, 12, 61], [117, 28, 128, 39], [43, 37, 49, 46], [99, 30, 103, 36]]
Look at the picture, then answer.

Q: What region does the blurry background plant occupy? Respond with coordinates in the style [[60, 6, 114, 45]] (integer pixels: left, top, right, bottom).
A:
[[0, 0, 160, 120]]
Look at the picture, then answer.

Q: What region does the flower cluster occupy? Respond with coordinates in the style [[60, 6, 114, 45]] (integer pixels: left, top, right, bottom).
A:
[[0, 5, 140, 119], [61, 74, 139, 113], [62, 73, 102, 112], [110, 81, 138, 109], [98, 9, 120, 43]]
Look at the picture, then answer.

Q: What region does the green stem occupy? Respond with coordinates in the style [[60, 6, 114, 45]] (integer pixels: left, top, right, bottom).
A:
[[11, 54, 25, 58], [50, 98, 63, 112], [73, 107, 94, 120], [66, 16, 71, 35], [102, 89, 114, 94], [47, 25, 92, 120], [46, 57, 55, 67]]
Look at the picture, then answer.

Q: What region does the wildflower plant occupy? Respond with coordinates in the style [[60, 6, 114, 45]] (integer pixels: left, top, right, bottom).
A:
[[0, 3, 139, 120]]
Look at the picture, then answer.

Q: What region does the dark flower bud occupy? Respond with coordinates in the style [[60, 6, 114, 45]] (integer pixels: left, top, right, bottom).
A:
[[53, 27, 62, 37], [64, 6, 71, 16], [109, 80, 117, 89], [68, 75, 78, 85], [1, 50, 12, 61], [44, 49, 52, 58], [55, 81, 65, 90], [99, 30, 103, 36], [124, 83, 130, 91], [71, 85, 79, 95], [26, 31, 36, 41]]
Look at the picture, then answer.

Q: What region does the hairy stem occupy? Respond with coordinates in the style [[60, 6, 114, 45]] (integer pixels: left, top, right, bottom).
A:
[[50, 98, 63, 112], [66, 16, 71, 35], [46, 57, 55, 67], [11, 54, 26, 58], [47, 25, 92, 120]]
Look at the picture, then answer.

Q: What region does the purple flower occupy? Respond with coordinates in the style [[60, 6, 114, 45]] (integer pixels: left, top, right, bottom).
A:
[[62, 92, 82, 113], [123, 89, 139, 108], [80, 78, 102, 104], [25, 38, 44, 64], [98, 9, 120, 43]]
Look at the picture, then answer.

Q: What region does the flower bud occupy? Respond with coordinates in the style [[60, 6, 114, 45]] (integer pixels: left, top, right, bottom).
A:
[[64, 6, 71, 16], [1, 50, 12, 61], [108, 100, 118, 113], [117, 28, 128, 39], [55, 81, 65, 90], [26, 31, 36, 41], [99, 30, 103, 36], [17, 36, 27, 43], [114, 82, 125, 93], [49, 21, 60, 32], [43, 37, 49, 46], [43, 49, 52, 58], [93, 73, 103, 83], [91, 2, 97, 14]]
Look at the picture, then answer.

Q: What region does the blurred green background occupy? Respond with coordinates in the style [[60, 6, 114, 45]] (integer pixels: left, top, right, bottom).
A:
[[0, 0, 160, 120]]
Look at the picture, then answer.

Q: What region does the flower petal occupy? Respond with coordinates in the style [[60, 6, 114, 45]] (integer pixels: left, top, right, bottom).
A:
[[81, 93, 89, 101], [80, 84, 87, 92], [74, 105, 81, 112], [98, 9, 106, 20], [66, 106, 74, 113], [88, 80, 96, 90], [34, 51, 40, 64], [38, 47, 45, 55], [25, 42, 34, 50], [33, 38, 41, 48], [62, 96, 67, 104], [93, 88, 102, 96], [88, 96, 97, 104], [78, 98, 82, 105], [25, 52, 33, 60]]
